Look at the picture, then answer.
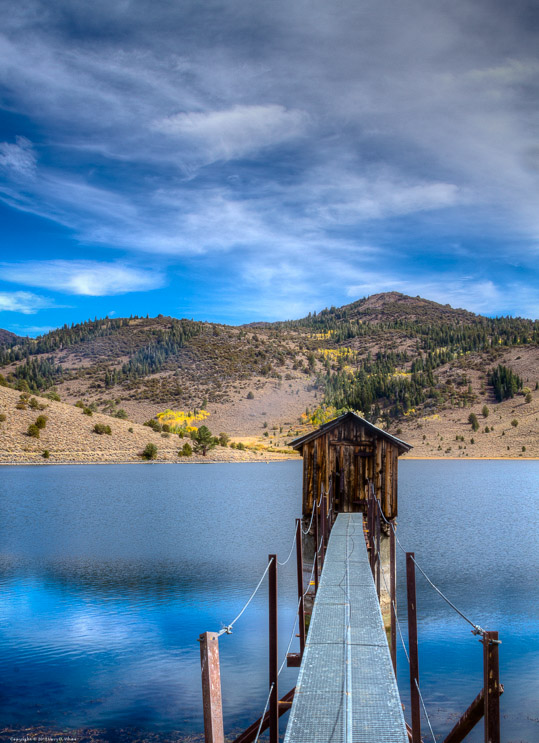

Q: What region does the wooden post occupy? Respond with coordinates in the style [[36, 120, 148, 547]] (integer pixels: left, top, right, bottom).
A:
[[483, 631, 501, 743], [268, 555, 278, 743], [314, 492, 319, 593], [390, 523, 397, 674], [199, 632, 225, 743], [406, 553, 421, 743], [296, 519, 306, 655]]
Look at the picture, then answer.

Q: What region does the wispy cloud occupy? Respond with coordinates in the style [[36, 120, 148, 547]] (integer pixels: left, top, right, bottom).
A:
[[0, 291, 55, 314], [0, 136, 36, 178], [0, 261, 166, 296], [0, 0, 538, 320], [155, 104, 309, 163]]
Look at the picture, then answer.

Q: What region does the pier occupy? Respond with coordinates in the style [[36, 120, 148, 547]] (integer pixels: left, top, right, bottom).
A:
[[284, 512, 407, 743], [198, 412, 502, 743]]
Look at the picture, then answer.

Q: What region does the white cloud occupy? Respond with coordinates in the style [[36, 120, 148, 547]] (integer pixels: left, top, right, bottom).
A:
[[155, 104, 309, 162], [0, 261, 165, 296], [0, 137, 36, 178], [0, 291, 54, 314]]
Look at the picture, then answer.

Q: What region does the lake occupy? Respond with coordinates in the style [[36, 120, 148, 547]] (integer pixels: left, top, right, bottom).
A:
[[0, 461, 537, 742]]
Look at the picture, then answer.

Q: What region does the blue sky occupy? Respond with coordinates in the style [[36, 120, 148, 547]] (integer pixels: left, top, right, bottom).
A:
[[0, 0, 538, 336]]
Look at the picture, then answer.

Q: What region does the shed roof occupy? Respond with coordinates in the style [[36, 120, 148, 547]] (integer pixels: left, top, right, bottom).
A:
[[290, 411, 412, 454]]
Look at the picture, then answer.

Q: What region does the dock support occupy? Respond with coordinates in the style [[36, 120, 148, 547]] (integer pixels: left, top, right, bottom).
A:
[[296, 519, 306, 655], [199, 632, 225, 743], [390, 524, 396, 674], [406, 553, 421, 743], [375, 495, 381, 600], [314, 494, 319, 593], [483, 631, 500, 743], [268, 554, 279, 743]]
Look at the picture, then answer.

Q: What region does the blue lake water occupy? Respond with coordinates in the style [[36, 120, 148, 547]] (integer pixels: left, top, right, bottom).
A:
[[0, 460, 537, 742]]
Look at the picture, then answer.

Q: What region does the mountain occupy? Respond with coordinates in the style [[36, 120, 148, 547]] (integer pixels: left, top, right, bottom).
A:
[[0, 293, 537, 460]]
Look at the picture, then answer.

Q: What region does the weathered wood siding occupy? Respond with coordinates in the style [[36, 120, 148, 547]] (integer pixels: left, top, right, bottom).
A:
[[301, 417, 400, 519]]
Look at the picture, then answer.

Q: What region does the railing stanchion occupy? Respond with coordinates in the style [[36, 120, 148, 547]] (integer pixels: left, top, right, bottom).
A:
[[321, 490, 327, 565], [199, 632, 225, 743], [296, 519, 306, 655], [314, 494, 319, 593], [375, 495, 381, 600], [406, 552, 421, 743], [390, 522, 397, 674], [268, 554, 278, 743], [367, 490, 374, 574], [484, 630, 501, 743]]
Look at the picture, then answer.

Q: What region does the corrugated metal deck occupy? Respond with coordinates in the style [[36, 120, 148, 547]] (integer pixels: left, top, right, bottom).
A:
[[284, 513, 408, 743]]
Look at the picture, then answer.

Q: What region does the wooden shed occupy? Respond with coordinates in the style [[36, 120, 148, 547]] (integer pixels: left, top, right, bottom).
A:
[[291, 412, 412, 520]]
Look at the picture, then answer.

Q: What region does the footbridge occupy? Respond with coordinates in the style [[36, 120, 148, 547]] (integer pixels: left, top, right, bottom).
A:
[[198, 413, 502, 743], [283, 512, 407, 743]]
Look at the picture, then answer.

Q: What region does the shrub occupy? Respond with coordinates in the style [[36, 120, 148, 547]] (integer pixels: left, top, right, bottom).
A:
[[179, 442, 193, 457], [511, 419, 518, 427], [35, 415, 48, 429], [128, 427, 134, 433], [27, 423, 40, 438], [236, 442, 246, 450], [15, 401, 27, 410], [75, 401, 85, 408], [45, 390, 61, 401], [522, 446, 526, 452], [29, 397, 40, 409], [468, 413, 479, 431], [218, 432, 229, 447], [115, 409, 128, 419], [247, 391, 254, 399], [142, 443, 158, 460], [144, 419, 162, 432], [525, 392, 532, 404], [83, 407, 93, 416], [94, 423, 112, 435], [0, 413, 6, 422], [482, 405, 489, 418], [42, 450, 50, 459]]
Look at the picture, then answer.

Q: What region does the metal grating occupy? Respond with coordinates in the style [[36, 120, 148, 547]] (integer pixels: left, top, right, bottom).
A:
[[284, 513, 408, 743]]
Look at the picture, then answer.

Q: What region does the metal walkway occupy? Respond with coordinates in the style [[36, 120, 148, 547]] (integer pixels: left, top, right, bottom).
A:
[[284, 513, 408, 743]]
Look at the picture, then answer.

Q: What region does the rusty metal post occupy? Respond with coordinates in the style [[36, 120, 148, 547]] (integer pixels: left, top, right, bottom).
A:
[[367, 490, 374, 574], [296, 519, 306, 655], [390, 523, 397, 674], [314, 492, 319, 593], [268, 554, 278, 743], [406, 553, 421, 743], [199, 632, 225, 743], [321, 491, 327, 566], [483, 631, 500, 743], [375, 496, 381, 600]]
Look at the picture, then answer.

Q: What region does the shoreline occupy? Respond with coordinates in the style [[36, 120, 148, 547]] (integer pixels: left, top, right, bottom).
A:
[[0, 454, 537, 465]]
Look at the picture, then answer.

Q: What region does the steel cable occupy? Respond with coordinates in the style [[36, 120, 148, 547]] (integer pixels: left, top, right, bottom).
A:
[[253, 682, 274, 743], [217, 557, 274, 636], [277, 595, 302, 676], [369, 481, 486, 638], [415, 678, 437, 743]]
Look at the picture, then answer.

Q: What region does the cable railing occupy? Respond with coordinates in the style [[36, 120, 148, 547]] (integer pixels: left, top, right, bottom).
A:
[[366, 480, 502, 743], [198, 476, 501, 743]]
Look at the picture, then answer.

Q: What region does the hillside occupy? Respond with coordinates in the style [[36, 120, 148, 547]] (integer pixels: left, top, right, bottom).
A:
[[0, 292, 537, 462]]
